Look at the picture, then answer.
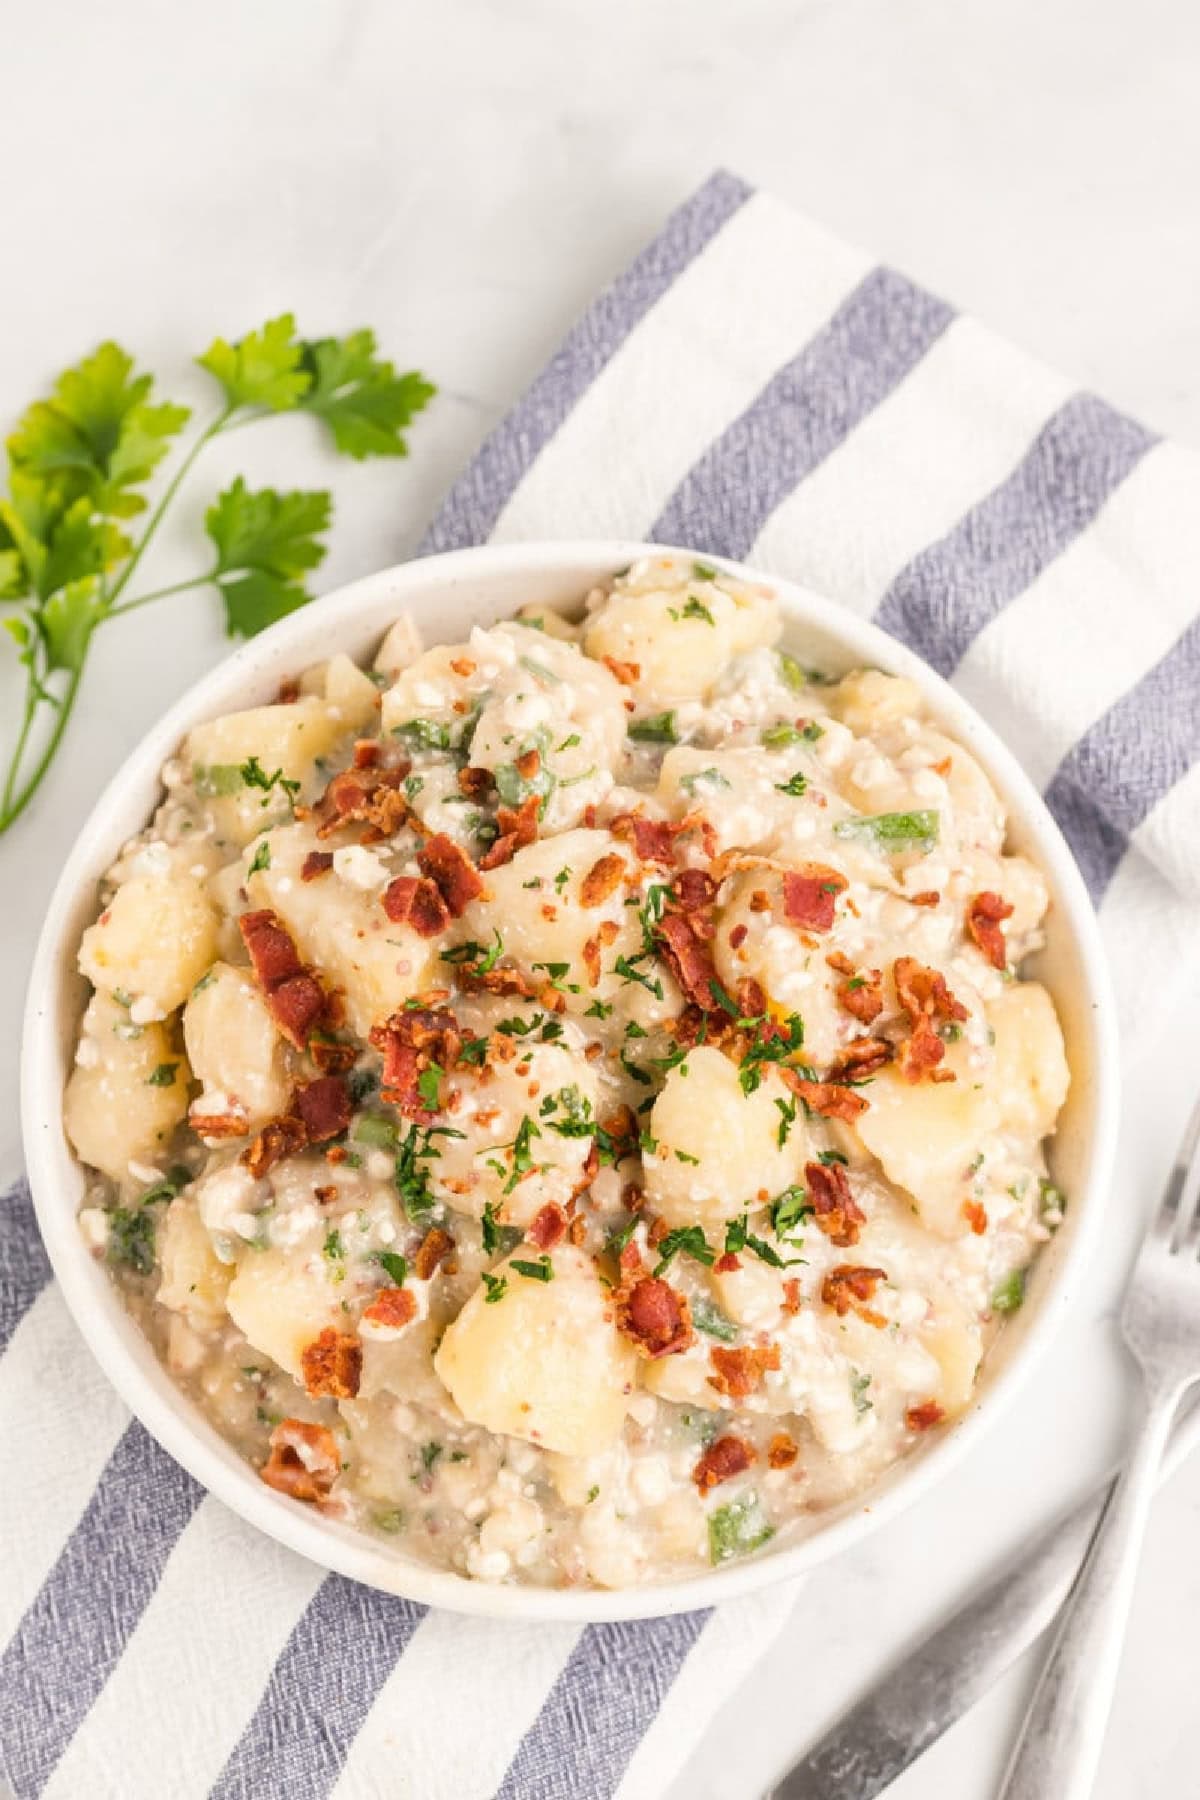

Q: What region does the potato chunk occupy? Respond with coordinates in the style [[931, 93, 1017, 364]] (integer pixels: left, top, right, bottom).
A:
[[64, 995, 190, 1183], [186, 697, 350, 847], [987, 983, 1070, 1141], [584, 564, 779, 705], [434, 1245, 637, 1456], [854, 1043, 997, 1238], [157, 1198, 231, 1328], [226, 1245, 345, 1381], [78, 873, 218, 1016], [249, 823, 438, 1037], [182, 962, 290, 1127], [643, 1047, 808, 1233]]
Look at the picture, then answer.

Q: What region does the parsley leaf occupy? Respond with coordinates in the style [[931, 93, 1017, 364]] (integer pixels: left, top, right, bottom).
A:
[[299, 330, 435, 459], [206, 477, 331, 638], [510, 1254, 554, 1283], [373, 1250, 408, 1286], [197, 313, 310, 412]]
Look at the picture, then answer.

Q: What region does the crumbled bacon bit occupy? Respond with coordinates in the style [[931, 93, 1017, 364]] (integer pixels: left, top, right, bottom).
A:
[[655, 911, 720, 1012], [189, 1107, 249, 1140], [676, 867, 717, 912], [602, 655, 640, 686], [480, 795, 541, 870], [450, 656, 476, 678], [966, 891, 1014, 971], [729, 923, 748, 951], [301, 1328, 362, 1399], [370, 1006, 461, 1121], [783, 1070, 868, 1123], [768, 1431, 799, 1470], [609, 812, 678, 865], [708, 1343, 781, 1399], [527, 1203, 569, 1251], [821, 1264, 887, 1326], [828, 1037, 892, 1079], [932, 756, 952, 777], [301, 851, 335, 882], [618, 1277, 694, 1358], [749, 888, 771, 913], [458, 764, 494, 801], [693, 1434, 756, 1493], [261, 1419, 340, 1504], [312, 763, 409, 841], [714, 1251, 742, 1274], [906, 1400, 945, 1431], [827, 952, 884, 1024], [363, 1287, 418, 1330], [240, 908, 304, 988], [241, 1114, 307, 1178], [418, 833, 486, 917], [515, 747, 541, 780], [352, 740, 381, 769], [239, 910, 330, 1048], [581, 935, 601, 985], [382, 874, 450, 937], [806, 1160, 866, 1247], [782, 864, 847, 933], [781, 1278, 802, 1315], [276, 678, 301, 704], [308, 1036, 360, 1074], [962, 1199, 988, 1235], [908, 889, 941, 908], [580, 853, 626, 908], [894, 956, 969, 1084], [294, 1075, 352, 1143], [736, 976, 766, 1018], [314, 1184, 338, 1204], [413, 1226, 454, 1282]]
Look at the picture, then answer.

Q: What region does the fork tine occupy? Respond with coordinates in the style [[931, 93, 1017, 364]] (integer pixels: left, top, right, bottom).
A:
[[1153, 1088, 1200, 1254]]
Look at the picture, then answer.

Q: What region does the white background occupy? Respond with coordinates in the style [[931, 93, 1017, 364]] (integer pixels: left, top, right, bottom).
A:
[[2, 2, 1199, 1796]]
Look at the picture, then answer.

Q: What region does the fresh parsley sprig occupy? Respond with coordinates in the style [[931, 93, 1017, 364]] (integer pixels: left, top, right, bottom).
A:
[[0, 317, 434, 832]]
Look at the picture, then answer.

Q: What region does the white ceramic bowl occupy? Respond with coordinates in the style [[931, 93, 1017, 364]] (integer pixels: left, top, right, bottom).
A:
[[22, 541, 1118, 1622]]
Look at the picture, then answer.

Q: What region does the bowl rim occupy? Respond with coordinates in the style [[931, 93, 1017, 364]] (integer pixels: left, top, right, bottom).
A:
[[21, 537, 1119, 1623]]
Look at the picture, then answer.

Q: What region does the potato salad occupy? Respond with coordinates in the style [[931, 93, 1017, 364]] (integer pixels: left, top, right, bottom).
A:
[[65, 556, 1070, 1589]]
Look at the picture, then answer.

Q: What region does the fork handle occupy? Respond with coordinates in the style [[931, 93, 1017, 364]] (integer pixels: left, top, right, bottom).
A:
[[997, 1383, 1183, 1800]]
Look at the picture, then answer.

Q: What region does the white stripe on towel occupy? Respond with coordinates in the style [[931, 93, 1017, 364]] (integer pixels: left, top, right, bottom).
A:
[[41, 1498, 321, 1800], [953, 440, 1200, 790], [331, 1612, 583, 1800], [0, 1288, 129, 1647]]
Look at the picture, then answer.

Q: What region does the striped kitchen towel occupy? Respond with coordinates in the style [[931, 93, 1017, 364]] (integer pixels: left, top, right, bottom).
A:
[[3, 168, 1199, 1800]]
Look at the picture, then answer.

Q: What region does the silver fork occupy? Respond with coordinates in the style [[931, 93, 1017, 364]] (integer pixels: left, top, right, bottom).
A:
[[997, 1095, 1200, 1800]]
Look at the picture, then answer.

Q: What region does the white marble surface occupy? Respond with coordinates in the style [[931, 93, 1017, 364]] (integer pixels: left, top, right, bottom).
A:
[[2, 1, 1199, 1795]]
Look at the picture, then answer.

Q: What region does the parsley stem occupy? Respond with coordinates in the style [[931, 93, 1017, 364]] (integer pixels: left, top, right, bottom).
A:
[[106, 571, 218, 620], [105, 404, 235, 610], [0, 661, 41, 821], [0, 661, 85, 832]]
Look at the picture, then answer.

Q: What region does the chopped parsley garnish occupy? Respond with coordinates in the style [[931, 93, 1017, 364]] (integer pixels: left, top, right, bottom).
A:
[[608, 1216, 639, 1256], [1038, 1179, 1067, 1228], [834, 810, 940, 853], [532, 960, 580, 995], [679, 767, 731, 796], [724, 1214, 802, 1269], [441, 930, 504, 976], [991, 1269, 1026, 1314], [691, 1298, 738, 1342], [708, 1493, 775, 1565], [629, 711, 679, 744], [519, 653, 562, 685], [404, 774, 425, 803], [770, 1186, 812, 1240], [670, 594, 714, 624], [653, 1225, 715, 1277], [394, 718, 452, 752], [323, 1227, 344, 1261], [774, 1094, 798, 1147], [557, 732, 581, 751], [345, 1065, 378, 1106], [372, 1508, 406, 1534], [774, 771, 808, 797], [510, 1254, 554, 1282], [372, 1250, 408, 1286], [457, 1033, 490, 1066], [615, 954, 663, 1000], [416, 1064, 443, 1112], [481, 1271, 508, 1303], [553, 866, 572, 892], [851, 1370, 874, 1416], [540, 1085, 595, 1137], [777, 651, 806, 692], [395, 1121, 464, 1223], [761, 722, 804, 748], [420, 1441, 443, 1474], [239, 756, 301, 803], [107, 1207, 158, 1274], [145, 1062, 178, 1087], [353, 1113, 398, 1150], [248, 839, 271, 874], [801, 721, 824, 742], [692, 561, 718, 581], [585, 998, 614, 1019], [499, 1116, 541, 1194], [481, 1200, 503, 1255]]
